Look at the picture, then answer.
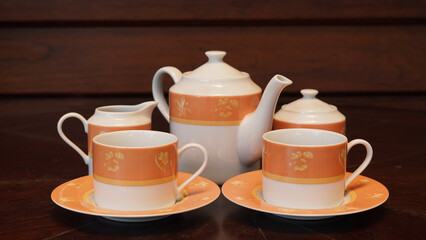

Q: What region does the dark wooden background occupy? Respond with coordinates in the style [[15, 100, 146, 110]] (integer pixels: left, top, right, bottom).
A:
[[1, 1, 426, 239], [1, 0, 425, 95]]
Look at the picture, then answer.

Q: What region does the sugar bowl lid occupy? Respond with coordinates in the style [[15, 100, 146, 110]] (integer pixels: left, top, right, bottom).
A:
[[275, 89, 345, 124], [284, 89, 336, 113]]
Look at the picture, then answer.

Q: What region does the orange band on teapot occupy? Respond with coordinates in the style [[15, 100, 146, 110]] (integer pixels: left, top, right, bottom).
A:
[[262, 139, 347, 184], [88, 123, 151, 158], [169, 92, 261, 126], [273, 120, 346, 135]]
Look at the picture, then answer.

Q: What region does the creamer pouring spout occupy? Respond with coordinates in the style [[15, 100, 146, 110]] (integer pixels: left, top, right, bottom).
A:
[[94, 101, 158, 119], [152, 50, 292, 184]]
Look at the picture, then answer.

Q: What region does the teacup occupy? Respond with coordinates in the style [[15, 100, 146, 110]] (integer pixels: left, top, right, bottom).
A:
[[262, 128, 372, 209], [92, 130, 208, 211]]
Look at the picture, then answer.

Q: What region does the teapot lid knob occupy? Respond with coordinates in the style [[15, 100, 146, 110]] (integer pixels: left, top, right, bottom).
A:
[[301, 89, 319, 99], [206, 51, 227, 62]]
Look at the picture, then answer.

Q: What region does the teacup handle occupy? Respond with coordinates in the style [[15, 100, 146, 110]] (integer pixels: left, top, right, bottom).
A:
[[345, 139, 373, 189], [176, 143, 208, 199], [152, 66, 182, 122], [57, 113, 90, 166]]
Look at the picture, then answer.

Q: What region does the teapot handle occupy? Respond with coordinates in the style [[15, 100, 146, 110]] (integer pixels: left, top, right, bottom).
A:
[[152, 66, 182, 122]]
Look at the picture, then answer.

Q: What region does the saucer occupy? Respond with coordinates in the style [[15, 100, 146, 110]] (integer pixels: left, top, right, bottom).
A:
[[51, 172, 220, 222], [222, 170, 389, 220]]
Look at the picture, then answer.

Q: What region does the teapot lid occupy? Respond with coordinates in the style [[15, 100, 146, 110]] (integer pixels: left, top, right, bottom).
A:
[[283, 89, 337, 113], [185, 51, 248, 80]]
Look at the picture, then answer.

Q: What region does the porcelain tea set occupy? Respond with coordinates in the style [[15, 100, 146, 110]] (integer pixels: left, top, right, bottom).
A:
[[52, 50, 388, 221]]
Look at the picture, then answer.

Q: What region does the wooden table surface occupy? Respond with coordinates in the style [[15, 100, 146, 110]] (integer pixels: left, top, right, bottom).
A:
[[1, 94, 425, 239]]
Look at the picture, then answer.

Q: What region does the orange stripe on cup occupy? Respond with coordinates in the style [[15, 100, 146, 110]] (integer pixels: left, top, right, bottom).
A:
[[93, 174, 177, 186], [263, 170, 345, 184], [273, 120, 346, 135], [262, 140, 347, 183], [169, 92, 261, 125], [88, 123, 151, 157], [93, 141, 178, 186]]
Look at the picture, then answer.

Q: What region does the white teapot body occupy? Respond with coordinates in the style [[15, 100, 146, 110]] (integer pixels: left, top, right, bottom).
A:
[[153, 51, 292, 184]]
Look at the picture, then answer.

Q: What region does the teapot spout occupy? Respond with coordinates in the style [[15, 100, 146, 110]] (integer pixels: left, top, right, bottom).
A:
[[237, 74, 292, 166]]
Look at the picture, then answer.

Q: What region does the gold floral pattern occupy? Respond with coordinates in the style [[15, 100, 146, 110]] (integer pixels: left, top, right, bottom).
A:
[[229, 180, 247, 187], [214, 98, 238, 118], [338, 148, 346, 169], [60, 197, 79, 202], [176, 96, 190, 117], [278, 208, 296, 213], [367, 193, 384, 199], [155, 152, 169, 173], [158, 208, 174, 213], [104, 151, 124, 172], [66, 182, 82, 189], [335, 206, 359, 212], [289, 151, 314, 171], [340, 125, 346, 135], [192, 181, 209, 188]]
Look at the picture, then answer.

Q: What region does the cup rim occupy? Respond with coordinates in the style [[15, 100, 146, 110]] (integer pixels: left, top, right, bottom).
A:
[[263, 128, 347, 147], [93, 130, 178, 149]]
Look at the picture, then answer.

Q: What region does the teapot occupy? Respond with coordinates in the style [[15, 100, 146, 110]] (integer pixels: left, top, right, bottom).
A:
[[152, 51, 292, 184], [57, 101, 158, 174], [273, 89, 346, 134]]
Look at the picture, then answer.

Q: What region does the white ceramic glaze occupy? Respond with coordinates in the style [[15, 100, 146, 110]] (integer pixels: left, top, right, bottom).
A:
[[57, 101, 158, 174], [171, 122, 260, 183], [152, 50, 292, 184], [94, 179, 178, 211], [263, 176, 345, 209], [274, 89, 345, 124]]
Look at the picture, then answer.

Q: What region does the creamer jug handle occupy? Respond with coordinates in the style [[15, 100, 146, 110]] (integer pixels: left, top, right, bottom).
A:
[[152, 66, 182, 122], [57, 113, 90, 165]]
